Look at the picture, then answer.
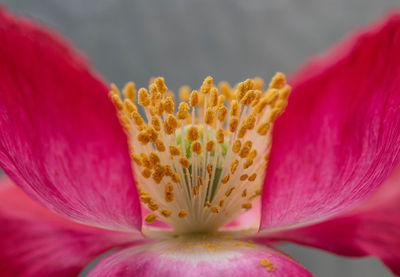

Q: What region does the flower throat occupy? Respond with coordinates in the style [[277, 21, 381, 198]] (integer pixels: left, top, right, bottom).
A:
[[109, 73, 290, 233]]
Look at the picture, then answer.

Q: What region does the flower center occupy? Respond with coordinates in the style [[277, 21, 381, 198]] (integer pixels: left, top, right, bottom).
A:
[[109, 74, 290, 233]]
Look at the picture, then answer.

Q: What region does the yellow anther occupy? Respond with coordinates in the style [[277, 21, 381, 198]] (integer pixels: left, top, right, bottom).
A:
[[169, 145, 181, 156], [217, 95, 225, 107], [269, 72, 286, 89], [228, 117, 239, 132], [160, 209, 172, 218], [190, 90, 199, 107], [248, 149, 257, 159], [244, 114, 256, 130], [240, 174, 248, 181], [146, 127, 158, 142], [179, 86, 190, 101], [229, 100, 239, 116], [154, 139, 166, 152], [152, 164, 165, 184], [257, 122, 270, 136], [148, 201, 159, 211], [110, 94, 124, 111], [192, 185, 199, 195], [237, 125, 247, 139], [279, 84, 291, 99], [221, 174, 230, 184], [165, 191, 174, 202], [164, 165, 174, 177], [151, 116, 161, 131], [211, 206, 219, 213], [197, 176, 204, 186], [216, 128, 224, 144], [236, 79, 254, 101], [131, 111, 145, 129], [242, 203, 252, 209], [187, 126, 199, 141], [243, 159, 253, 169], [239, 141, 252, 158], [138, 88, 150, 107], [141, 153, 152, 169], [163, 95, 175, 114], [124, 98, 137, 114], [219, 81, 232, 99], [231, 159, 239, 174], [140, 192, 151, 203], [207, 87, 218, 107], [154, 77, 167, 94], [251, 90, 262, 107], [254, 77, 264, 90], [179, 157, 190, 168], [217, 106, 228, 122], [191, 141, 202, 154], [204, 107, 215, 126], [123, 82, 136, 100], [225, 187, 235, 197], [218, 199, 225, 207], [142, 168, 152, 178], [110, 83, 120, 95], [145, 213, 157, 223], [137, 130, 150, 145], [206, 140, 214, 152], [248, 173, 257, 182], [171, 173, 181, 183], [242, 189, 247, 197], [201, 76, 213, 94], [274, 98, 287, 110], [165, 114, 178, 129], [178, 209, 188, 218], [207, 164, 212, 174], [240, 90, 257, 106], [131, 153, 142, 166], [268, 108, 281, 122], [177, 102, 190, 120], [232, 140, 242, 153], [205, 201, 212, 208]]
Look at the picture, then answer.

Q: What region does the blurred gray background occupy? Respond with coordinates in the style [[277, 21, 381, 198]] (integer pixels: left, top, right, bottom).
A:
[[1, 0, 399, 276]]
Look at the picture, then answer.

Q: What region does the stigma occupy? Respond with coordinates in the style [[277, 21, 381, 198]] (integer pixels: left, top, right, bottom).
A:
[[109, 73, 290, 233]]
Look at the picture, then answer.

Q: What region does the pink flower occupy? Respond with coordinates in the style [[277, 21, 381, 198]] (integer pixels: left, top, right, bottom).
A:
[[0, 6, 400, 276]]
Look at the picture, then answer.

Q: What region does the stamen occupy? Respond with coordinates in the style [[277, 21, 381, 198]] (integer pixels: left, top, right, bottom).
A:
[[109, 73, 290, 233]]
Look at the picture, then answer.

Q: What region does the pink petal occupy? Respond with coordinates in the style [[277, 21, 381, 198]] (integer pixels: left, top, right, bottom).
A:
[[87, 239, 312, 277], [262, 167, 400, 276], [0, 177, 145, 277], [261, 13, 400, 230], [0, 8, 141, 231]]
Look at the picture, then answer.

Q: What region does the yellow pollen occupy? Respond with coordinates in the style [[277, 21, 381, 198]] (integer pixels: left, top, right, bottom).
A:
[[228, 117, 239, 132], [242, 203, 252, 209], [201, 76, 213, 94], [169, 145, 181, 156], [206, 140, 214, 152], [138, 88, 150, 107], [160, 209, 172, 218], [232, 140, 241, 153], [145, 213, 157, 223], [187, 126, 199, 141], [204, 108, 215, 125], [207, 87, 218, 107], [269, 72, 286, 89], [230, 100, 239, 116], [178, 209, 188, 218], [230, 159, 239, 174], [240, 174, 248, 181], [216, 129, 224, 144], [179, 157, 190, 168], [225, 187, 235, 197], [190, 90, 200, 107], [217, 106, 228, 122], [248, 173, 257, 182], [123, 82, 136, 101], [191, 141, 202, 154]]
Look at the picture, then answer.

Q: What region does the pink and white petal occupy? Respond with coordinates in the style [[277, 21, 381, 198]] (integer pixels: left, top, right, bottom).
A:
[[261, 13, 400, 230], [0, 8, 141, 231], [87, 238, 312, 277], [261, 167, 400, 276], [0, 177, 146, 277]]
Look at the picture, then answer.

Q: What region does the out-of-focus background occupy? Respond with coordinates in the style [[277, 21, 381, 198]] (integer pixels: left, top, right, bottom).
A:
[[1, 0, 398, 276]]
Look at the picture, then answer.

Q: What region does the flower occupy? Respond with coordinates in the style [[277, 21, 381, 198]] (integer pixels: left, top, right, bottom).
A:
[[0, 6, 400, 277]]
